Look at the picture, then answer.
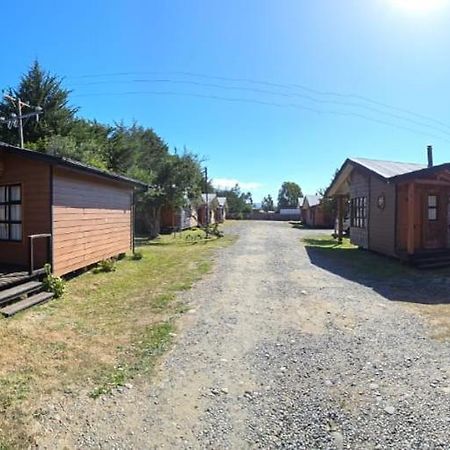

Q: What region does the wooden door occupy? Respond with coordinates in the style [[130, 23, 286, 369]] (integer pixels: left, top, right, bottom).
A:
[[423, 189, 446, 249]]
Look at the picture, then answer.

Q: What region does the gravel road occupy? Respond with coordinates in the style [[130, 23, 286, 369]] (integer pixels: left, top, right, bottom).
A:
[[37, 221, 450, 449]]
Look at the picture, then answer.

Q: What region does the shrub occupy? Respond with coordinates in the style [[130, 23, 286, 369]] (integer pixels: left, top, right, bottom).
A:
[[131, 251, 143, 260], [43, 263, 65, 298], [95, 258, 117, 273]]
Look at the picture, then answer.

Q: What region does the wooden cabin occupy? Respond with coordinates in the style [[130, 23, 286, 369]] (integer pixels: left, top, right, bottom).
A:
[[215, 197, 228, 223], [197, 193, 219, 226], [327, 148, 450, 267], [0, 142, 146, 277], [301, 195, 333, 228], [160, 203, 199, 232]]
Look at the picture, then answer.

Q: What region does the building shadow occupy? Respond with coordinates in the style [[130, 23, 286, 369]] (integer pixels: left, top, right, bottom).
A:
[[304, 238, 450, 305]]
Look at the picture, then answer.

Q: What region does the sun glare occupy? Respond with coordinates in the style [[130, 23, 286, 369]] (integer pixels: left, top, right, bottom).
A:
[[391, 0, 448, 13]]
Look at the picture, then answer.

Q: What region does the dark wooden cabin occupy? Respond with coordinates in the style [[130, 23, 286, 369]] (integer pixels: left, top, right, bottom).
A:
[[327, 148, 450, 268], [0, 142, 146, 278], [301, 195, 333, 228]]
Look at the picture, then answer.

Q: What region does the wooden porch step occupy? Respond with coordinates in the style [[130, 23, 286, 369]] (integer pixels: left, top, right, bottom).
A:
[[0, 291, 54, 317], [0, 281, 43, 307]]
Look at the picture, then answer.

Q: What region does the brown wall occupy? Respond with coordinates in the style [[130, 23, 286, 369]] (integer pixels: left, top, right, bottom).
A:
[[0, 153, 51, 268], [368, 176, 396, 256], [53, 167, 133, 275], [349, 169, 369, 248]]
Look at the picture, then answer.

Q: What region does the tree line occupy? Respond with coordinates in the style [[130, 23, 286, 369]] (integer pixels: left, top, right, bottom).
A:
[[0, 61, 252, 234]]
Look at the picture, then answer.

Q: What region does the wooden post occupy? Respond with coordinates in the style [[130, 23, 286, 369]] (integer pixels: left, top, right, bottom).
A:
[[407, 182, 415, 255], [337, 196, 344, 244]]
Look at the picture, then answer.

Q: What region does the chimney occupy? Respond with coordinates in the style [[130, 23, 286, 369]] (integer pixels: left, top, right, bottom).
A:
[[427, 145, 433, 168]]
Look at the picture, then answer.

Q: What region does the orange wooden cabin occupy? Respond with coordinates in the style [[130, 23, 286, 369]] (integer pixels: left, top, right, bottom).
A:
[[327, 147, 450, 268], [0, 142, 146, 276]]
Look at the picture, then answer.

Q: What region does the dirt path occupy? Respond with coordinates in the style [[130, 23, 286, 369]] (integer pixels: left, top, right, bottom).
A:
[[37, 221, 450, 449]]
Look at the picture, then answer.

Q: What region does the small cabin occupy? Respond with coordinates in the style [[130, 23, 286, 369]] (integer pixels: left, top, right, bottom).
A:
[[0, 142, 146, 277], [301, 195, 333, 228], [198, 193, 219, 226], [327, 148, 450, 268], [215, 197, 228, 223]]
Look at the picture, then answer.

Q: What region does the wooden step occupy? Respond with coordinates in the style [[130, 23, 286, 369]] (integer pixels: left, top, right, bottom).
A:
[[0, 281, 43, 306], [0, 291, 54, 317]]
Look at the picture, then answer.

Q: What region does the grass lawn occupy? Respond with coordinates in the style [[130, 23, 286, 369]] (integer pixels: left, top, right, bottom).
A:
[[0, 228, 235, 448]]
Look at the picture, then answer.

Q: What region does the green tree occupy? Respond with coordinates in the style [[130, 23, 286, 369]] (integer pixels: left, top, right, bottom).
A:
[[0, 60, 78, 147], [277, 181, 303, 209], [261, 194, 275, 212]]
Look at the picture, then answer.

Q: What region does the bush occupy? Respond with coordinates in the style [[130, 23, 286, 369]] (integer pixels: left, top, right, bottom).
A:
[[131, 251, 143, 260], [43, 263, 65, 298], [94, 258, 117, 273]]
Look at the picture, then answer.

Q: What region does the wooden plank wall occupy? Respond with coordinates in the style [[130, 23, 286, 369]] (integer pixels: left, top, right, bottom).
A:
[[0, 153, 51, 268], [53, 167, 133, 276]]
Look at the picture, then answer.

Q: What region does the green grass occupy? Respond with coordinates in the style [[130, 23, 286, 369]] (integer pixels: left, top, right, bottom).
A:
[[0, 228, 236, 447]]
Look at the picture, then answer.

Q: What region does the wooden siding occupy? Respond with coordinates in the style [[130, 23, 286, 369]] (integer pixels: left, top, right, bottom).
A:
[[349, 169, 369, 248], [368, 176, 396, 256], [0, 153, 51, 268], [53, 167, 133, 276]]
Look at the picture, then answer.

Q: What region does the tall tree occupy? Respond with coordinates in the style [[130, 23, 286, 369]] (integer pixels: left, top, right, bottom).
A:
[[261, 194, 275, 212], [277, 181, 303, 209], [0, 60, 78, 147]]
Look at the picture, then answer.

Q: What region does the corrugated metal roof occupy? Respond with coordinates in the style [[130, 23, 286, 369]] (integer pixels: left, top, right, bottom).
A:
[[350, 157, 427, 178], [201, 193, 217, 204], [217, 196, 227, 206], [304, 194, 321, 208]]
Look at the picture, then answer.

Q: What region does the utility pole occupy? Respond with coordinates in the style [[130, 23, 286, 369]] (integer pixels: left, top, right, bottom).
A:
[[0, 94, 43, 148], [203, 167, 209, 237]]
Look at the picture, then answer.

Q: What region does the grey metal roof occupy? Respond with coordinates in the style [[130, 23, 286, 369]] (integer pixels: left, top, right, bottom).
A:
[[350, 157, 427, 178], [0, 141, 148, 189], [304, 195, 321, 208], [201, 193, 217, 205], [217, 196, 227, 207]]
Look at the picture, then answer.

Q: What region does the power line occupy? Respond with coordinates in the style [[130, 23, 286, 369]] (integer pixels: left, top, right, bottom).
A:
[[71, 89, 450, 143], [65, 70, 450, 132], [68, 77, 450, 137]]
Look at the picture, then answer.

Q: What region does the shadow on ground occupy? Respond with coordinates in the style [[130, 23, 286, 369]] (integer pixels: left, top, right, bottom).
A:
[[304, 238, 450, 305]]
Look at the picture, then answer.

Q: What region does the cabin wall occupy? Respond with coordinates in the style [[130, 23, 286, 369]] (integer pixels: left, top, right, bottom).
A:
[[0, 153, 51, 268], [368, 177, 396, 256], [52, 167, 133, 276], [349, 169, 369, 248]]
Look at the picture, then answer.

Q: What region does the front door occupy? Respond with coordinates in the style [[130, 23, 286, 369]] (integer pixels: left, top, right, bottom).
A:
[[423, 190, 447, 249]]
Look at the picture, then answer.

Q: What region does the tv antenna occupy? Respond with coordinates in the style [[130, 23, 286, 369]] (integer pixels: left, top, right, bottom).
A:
[[0, 93, 43, 148]]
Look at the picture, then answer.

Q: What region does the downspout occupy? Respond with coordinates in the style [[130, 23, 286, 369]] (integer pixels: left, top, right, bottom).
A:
[[132, 189, 136, 254], [49, 165, 54, 271]]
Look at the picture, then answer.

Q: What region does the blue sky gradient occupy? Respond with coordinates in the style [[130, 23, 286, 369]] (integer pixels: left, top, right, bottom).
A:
[[2, 0, 450, 201]]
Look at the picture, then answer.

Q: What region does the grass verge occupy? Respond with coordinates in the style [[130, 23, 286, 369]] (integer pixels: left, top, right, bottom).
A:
[[0, 229, 235, 448]]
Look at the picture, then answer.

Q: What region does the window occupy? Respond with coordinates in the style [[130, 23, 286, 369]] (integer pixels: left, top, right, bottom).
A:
[[350, 196, 367, 228], [0, 185, 22, 241], [427, 194, 438, 221]]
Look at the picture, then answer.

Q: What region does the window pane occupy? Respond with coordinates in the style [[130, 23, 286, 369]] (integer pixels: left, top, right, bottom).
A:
[[9, 186, 21, 202], [10, 224, 21, 241], [10, 205, 21, 221], [0, 187, 5, 203], [0, 224, 8, 240], [428, 208, 437, 220], [0, 205, 6, 221], [428, 195, 437, 207]]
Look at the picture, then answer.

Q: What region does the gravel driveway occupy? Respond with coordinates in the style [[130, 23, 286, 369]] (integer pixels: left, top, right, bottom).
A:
[[38, 221, 450, 449]]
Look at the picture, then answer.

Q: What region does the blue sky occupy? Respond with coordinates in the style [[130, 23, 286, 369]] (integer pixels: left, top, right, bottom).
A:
[[2, 0, 450, 202]]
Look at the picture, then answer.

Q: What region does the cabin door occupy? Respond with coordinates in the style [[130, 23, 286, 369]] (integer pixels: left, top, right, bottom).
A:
[[423, 190, 446, 249]]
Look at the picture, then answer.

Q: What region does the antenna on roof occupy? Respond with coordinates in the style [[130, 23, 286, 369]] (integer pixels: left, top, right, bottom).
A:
[[427, 145, 433, 168]]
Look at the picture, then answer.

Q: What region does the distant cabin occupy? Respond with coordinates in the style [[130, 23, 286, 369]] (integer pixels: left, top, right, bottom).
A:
[[0, 142, 146, 276], [301, 195, 333, 228], [216, 197, 228, 223], [198, 193, 219, 225], [327, 149, 450, 267]]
